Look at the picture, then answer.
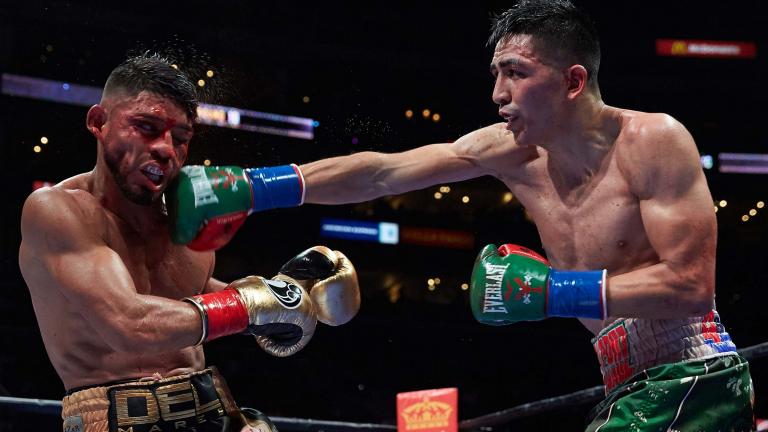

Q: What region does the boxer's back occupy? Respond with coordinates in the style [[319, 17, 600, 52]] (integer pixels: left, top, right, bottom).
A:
[[20, 173, 211, 390]]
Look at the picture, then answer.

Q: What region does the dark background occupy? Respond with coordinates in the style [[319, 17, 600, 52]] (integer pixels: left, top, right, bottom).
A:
[[0, 1, 766, 430]]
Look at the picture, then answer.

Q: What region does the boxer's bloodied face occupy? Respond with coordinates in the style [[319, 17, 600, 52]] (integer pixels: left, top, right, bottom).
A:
[[98, 91, 192, 205], [490, 34, 569, 146]]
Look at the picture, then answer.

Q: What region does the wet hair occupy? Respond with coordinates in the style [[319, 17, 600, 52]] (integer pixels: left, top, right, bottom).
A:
[[102, 52, 198, 121], [488, 0, 601, 88]]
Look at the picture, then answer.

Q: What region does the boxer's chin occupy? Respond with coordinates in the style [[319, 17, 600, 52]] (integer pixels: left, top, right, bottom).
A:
[[123, 186, 156, 206]]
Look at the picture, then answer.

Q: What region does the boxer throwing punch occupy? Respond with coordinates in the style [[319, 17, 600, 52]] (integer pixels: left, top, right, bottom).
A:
[[19, 53, 360, 432], [169, 1, 754, 429]]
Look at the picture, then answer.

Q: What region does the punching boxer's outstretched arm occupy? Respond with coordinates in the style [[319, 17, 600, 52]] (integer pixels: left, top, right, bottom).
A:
[[301, 123, 532, 204]]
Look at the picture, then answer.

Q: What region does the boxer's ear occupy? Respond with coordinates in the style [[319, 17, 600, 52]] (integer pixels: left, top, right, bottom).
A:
[[564, 65, 588, 100], [86, 104, 107, 140]]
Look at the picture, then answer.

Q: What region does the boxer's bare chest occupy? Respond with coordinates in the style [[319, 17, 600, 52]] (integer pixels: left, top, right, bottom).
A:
[[506, 151, 658, 273], [103, 212, 209, 298]]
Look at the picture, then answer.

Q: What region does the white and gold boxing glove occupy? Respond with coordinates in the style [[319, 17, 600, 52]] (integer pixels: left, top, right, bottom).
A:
[[278, 246, 361, 326], [185, 274, 317, 357]]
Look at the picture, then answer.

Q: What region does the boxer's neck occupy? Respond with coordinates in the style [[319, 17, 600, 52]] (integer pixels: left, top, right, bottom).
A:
[[90, 163, 167, 236], [542, 100, 620, 186]]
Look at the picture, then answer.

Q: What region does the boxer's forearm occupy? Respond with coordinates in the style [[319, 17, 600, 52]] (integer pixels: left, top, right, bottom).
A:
[[301, 152, 399, 204], [301, 145, 486, 205], [605, 261, 714, 319], [98, 295, 204, 352]]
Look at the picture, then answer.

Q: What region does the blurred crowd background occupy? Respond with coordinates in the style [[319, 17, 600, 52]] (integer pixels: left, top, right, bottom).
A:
[[0, 1, 766, 430]]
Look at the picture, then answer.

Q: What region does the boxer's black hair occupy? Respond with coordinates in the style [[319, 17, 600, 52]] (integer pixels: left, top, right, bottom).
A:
[[488, 0, 601, 89], [103, 52, 198, 121]]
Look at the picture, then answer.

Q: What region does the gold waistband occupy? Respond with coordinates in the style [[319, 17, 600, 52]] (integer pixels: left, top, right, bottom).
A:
[[61, 367, 238, 432]]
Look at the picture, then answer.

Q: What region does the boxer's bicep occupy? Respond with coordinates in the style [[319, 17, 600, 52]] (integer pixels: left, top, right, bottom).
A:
[[20, 189, 200, 351], [607, 115, 716, 318], [20, 190, 143, 342], [630, 116, 716, 306]]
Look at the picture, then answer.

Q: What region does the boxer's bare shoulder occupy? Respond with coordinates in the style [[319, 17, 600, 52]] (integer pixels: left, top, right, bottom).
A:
[[453, 122, 539, 179], [613, 110, 701, 198], [21, 174, 107, 251]]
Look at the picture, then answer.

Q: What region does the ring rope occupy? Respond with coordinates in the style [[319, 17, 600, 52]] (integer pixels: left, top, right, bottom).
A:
[[2, 341, 766, 431], [0, 396, 396, 431], [459, 341, 768, 429]]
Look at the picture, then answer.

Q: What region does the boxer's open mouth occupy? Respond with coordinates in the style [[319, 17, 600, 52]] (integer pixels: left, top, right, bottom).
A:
[[142, 165, 164, 185]]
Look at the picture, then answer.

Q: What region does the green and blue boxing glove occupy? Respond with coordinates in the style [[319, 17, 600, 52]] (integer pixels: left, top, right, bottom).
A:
[[166, 164, 304, 251], [470, 244, 607, 324]]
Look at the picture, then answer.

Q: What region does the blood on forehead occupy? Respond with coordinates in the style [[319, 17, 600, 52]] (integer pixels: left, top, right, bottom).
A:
[[113, 91, 194, 133]]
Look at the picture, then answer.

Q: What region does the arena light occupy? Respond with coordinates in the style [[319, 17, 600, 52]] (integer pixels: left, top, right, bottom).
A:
[[749, 209, 757, 216], [1, 73, 316, 140], [461, 196, 470, 204], [32, 181, 54, 191], [203, 159, 211, 166], [718, 200, 728, 208], [757, 201, 765, 209], [422, 109, 430, 118], [461, 283, 469, 291], [434, 192, 443, 199], [399, 226, 475, 249], [439, 186, 451, 193], [718, 153, 768, 174], [320, 218, 399, 245], [197, 79, 205, 87], [33, 145, 41, 153], [206, 70, 214, 78], [432, 113, 441, 122], [656, 39, 757, 59], [40, 136, 48, 144], [302, 96, 310, 103], [405, 109, 413, 119]]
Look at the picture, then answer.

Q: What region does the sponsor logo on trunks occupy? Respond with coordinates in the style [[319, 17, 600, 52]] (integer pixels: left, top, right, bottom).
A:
[[263, 278, 303, 309], [701, 311, 738, 353], [109, 375, 224, 432], [594, 322, 634, 392], [482, 263, 509, 313], [63, 415, 83, 432]]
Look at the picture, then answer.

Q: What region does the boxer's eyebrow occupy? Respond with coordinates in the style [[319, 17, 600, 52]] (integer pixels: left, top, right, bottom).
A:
[[490, 57, 522, 75], [134, 113, 193, 132]]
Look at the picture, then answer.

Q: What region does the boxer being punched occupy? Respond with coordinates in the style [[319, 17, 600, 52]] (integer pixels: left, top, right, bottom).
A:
[[169, 1, 753, 429], [18, 53, 360, 432]]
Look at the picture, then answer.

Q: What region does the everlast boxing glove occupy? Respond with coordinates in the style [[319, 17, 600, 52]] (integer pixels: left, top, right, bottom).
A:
[[167, 164, 304, 251], [470, 244, 606, 324]]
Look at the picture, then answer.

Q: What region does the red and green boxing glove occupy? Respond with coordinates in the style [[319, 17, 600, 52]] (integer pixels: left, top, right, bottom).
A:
[[470, 244, 607, 324], [166, 164, 304, 251]]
